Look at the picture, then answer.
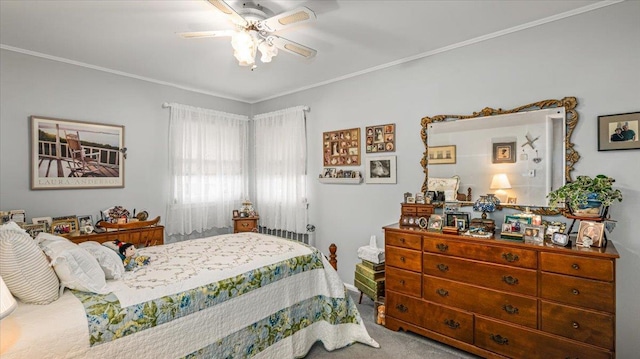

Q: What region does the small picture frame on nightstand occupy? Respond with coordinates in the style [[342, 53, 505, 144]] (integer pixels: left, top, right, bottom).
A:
[[232, 210, 239, 218]]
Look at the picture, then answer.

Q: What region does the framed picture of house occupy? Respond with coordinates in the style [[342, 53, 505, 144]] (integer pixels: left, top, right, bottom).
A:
[[427, 145, 456, 165], [323, 127, 360, 166], [30, 116, 125, 190]]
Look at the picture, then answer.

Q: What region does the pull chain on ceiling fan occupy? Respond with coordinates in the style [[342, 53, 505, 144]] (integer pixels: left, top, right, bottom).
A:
[[179, 0, 317, 69]]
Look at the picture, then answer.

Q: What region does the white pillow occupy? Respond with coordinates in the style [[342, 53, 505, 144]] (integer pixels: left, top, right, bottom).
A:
[[0, 227, 60, 304], [36, 233, 108, 294], [79, 241, 125, 280], [427, 176, 461, 193]]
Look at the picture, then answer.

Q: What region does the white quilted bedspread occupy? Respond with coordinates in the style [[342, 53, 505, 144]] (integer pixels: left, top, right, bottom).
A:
[[0, 233, 378, 358]]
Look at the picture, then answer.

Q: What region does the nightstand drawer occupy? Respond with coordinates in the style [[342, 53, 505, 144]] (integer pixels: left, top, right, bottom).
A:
[[540, 252, 613, 281], [423, 252, 537, 296], [541, 301, 614, 350], [386, 246, 422, 272], [234, 218, 258, 233], [540, 272, 614, 313], [386, 267, 421, 297], [385, 231, 422, 250], [423, 237, 537, 269]]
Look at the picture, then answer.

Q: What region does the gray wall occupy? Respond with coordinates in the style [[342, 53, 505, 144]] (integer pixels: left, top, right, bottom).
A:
[[252, 2, 640, 357], [0, 50, 249, 228], [1, 1, 639, 357]]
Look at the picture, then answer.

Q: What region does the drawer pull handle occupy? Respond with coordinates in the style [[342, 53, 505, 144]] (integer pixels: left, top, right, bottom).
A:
[[396, 304, 408, 313], [572, 289, 580, 295], [572, 263, 580, 270], [242, 223, 249, 227], [399, 237, 405, 243], [572, 322, 580, 329], [502, 304, 519, 315], [436, 288, 449, 297], [490, 334, 509, 345], [399, 279, 405, 286], [437, 264, 449, 272], [501, 253, 519, 262], [400, 256, 406, 262], [502, 275, 519, 285], [436, 243, 449, 252], [444, 319, 460, 329]]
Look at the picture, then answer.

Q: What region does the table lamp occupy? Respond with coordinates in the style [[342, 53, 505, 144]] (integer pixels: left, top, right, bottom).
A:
[[490, 174, 511, 203], [0, 276, 17, 320], [472, 194, 500, 233]]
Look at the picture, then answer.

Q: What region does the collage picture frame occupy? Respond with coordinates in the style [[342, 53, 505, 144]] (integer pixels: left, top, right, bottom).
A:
[[323, 127, 361, 166], [365, 123, 395, 153]]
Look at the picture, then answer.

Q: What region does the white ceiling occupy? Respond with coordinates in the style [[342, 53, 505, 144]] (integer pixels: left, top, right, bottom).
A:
[[1, 0, 612, 103]]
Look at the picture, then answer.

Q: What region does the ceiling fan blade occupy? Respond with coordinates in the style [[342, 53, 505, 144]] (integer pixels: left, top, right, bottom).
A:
[[178, 30, 235, 39], [269, 36, 317, 59], [258, 7, 316, 32], [206, 0, 248, 27]]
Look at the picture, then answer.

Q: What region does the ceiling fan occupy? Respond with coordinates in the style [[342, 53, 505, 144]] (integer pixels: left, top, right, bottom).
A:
[[179, 0, 318, 69]]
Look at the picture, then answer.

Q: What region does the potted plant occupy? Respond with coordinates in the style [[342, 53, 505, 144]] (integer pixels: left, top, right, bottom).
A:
[[547, 174, 623, 216]]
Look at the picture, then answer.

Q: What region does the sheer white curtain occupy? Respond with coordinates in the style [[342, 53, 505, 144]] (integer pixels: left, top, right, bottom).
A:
[[253, 106, 308, 234], [166, 103, 249, 236]]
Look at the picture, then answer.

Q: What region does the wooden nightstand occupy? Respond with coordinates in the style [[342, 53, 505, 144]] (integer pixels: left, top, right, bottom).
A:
[[233, 216, 259, 233]]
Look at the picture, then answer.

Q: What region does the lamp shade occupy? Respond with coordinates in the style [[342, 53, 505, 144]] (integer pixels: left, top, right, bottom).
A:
[[490, 174, 512, 190], [0, 276, 17, 320]]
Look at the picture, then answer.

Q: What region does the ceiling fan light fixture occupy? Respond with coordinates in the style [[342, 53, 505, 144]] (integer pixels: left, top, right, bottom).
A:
[[258, 39, 278, 63], [231, 30, 257, 66]]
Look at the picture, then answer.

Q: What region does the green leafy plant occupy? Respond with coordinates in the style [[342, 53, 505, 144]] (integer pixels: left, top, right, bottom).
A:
[[547, 174, 623, 211]]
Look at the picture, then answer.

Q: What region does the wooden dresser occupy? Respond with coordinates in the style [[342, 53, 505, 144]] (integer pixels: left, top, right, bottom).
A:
[[384, 223, 619, 359], [65, 217, 164, 248]]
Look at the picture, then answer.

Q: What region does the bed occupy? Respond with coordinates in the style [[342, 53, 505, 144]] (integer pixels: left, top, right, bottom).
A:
[[0, 231, 379, 358]]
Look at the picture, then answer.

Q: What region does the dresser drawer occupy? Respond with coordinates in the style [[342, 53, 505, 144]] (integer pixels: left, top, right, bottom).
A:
[[540, 252, 614, 281], [386, 291, 425, 328], [541, 300, 614, 350], [423, 252, 537, 296], [424, 302, 474, 344], [401, 206, 417, 215], [417, 206, 434, 216], [386, 246, 422, 272], [234, 219, 257, 232], [423, 275, 537, 328], [540, 272, 614, 313], [423, 237, 537, 269], [385, 230, 422, 250], [386, 267, 421, 297], [475, 316, 612, 359]]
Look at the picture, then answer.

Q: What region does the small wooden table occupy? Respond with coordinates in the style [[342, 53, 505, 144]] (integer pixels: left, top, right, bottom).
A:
[[233, 216, 259, 233]]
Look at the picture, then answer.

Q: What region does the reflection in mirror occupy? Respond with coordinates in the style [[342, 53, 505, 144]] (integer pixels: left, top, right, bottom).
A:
[[420, 97, 580, 215]]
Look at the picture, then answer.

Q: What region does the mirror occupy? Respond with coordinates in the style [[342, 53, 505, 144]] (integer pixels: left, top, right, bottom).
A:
[[420, 97, 580, 215]]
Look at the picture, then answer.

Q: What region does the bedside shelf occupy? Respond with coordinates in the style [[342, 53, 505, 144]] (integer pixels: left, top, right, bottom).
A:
[[318, 177, 363, 184]]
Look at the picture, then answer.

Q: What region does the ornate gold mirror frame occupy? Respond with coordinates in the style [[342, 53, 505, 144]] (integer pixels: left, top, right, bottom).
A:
[[420, 97, 580, 215]]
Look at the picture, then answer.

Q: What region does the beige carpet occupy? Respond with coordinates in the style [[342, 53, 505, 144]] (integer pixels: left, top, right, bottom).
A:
[[303, 291, 480, 359]]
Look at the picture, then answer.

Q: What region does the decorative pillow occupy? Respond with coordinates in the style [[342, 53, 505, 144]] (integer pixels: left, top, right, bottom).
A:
[[36, 233, 108, 294], [0, 226, 60, 304], [79, 241, 125, 280]]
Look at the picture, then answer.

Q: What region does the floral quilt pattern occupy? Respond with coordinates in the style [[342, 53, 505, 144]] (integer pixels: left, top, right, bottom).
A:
[[72, 234, 324, 347]]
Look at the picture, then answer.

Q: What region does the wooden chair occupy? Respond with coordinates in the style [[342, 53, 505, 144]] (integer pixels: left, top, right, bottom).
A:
[[65, 131, 101, 177]]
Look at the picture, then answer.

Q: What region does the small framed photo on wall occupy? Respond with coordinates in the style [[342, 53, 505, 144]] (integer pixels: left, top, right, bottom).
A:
[[492, 142, 516, 163], [597, 111, 640, 151]]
